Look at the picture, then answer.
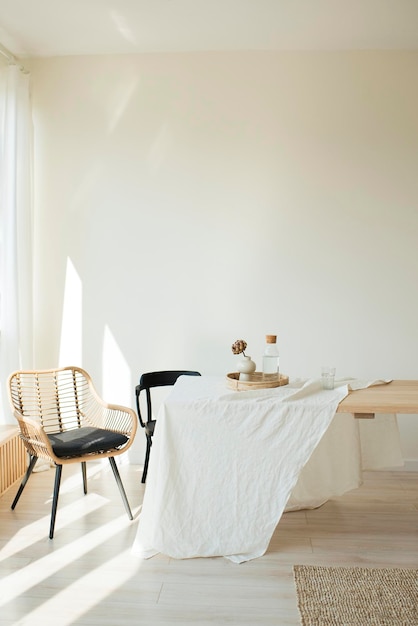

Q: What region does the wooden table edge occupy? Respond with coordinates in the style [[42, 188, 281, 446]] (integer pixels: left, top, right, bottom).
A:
[[336, 379, 418, 418]]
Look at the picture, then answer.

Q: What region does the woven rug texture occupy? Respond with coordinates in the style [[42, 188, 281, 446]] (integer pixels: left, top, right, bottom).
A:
[[293, 565, 418, 625]]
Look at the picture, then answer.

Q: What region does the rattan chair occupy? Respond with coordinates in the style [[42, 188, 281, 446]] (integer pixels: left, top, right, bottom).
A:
[[135, 370, 201, 483], [8, 366, 137, 538]]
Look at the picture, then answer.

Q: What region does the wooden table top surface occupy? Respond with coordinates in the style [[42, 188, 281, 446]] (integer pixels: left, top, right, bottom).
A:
[[337, 380, 418, 415]]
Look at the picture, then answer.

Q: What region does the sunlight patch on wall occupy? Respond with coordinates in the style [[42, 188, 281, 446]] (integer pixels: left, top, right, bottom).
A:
[[109, 10, 137, 45], [148, 121, 171, 174], [106, 74, 139, 134], [59, 258, 82, 367], [102, 324, 131, 406]]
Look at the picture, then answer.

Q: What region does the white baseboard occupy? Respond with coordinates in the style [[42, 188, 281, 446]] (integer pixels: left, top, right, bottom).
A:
[[390, 459, 418, 472]]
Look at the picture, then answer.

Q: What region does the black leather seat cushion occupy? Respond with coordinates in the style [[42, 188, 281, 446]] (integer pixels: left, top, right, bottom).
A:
[[48, 427, 128, 458]]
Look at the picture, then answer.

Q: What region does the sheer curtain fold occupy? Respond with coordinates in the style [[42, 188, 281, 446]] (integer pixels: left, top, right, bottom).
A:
[[0, 64, 33, 424]]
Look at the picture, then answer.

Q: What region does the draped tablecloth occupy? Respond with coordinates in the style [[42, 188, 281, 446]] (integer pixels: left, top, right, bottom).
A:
[[132, 375, 402, 563]]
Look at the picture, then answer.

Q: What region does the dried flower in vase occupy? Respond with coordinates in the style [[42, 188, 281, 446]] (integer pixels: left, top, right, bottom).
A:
[[231, 339, 247, 356]]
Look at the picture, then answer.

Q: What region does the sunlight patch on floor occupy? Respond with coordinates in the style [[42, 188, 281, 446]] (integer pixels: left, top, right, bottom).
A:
[[0, 493, 109, 561], [0, 513, 138, 605], [11, 547, 142, 625]]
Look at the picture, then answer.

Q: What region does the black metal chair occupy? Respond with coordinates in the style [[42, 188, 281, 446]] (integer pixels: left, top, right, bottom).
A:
[[135, 370, 201, 483]]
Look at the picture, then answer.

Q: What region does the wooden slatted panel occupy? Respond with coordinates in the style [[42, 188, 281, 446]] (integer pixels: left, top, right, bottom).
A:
[[0, 426, 27, 497]]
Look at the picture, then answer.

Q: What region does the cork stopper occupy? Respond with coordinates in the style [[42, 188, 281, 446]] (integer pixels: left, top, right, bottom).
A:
[[266, 335, 277, 344]]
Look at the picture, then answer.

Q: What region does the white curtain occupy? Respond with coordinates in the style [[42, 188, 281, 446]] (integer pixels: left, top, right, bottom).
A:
[[0, 64, 33, 424]]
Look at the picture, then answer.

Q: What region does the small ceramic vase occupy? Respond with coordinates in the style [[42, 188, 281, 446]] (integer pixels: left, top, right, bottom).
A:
[[237, 355, 256, 381]]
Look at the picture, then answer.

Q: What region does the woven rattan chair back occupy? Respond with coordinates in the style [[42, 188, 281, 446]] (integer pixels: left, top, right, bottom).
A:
[[8, 366, 137, 538]]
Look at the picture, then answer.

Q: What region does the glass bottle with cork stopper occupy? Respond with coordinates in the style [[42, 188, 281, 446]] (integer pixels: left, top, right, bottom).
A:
[[262, 335, 279, 380]]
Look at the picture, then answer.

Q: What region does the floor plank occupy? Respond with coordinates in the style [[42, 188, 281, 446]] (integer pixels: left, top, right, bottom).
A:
[[0, 463, 417, 625]]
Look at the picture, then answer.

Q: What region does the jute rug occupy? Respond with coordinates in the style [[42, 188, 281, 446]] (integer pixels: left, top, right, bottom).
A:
[[293, 565, 418, 625]]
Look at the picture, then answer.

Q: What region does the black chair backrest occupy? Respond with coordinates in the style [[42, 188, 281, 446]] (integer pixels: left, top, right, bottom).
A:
[[135, 370, 201, 428]]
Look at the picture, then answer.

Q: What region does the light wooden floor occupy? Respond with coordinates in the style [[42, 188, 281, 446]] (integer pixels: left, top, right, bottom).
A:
[[0, 463, 417, 626]]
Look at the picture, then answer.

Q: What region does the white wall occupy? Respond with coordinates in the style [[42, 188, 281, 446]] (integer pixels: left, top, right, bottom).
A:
[[26, 51, 418, 464]]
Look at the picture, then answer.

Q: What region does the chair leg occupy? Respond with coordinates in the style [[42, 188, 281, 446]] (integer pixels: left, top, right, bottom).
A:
[[11, 455, 38, 510], [141, 437, 152, 483], [108, 457, 133, 520], [81, 462, 87, 494], [49, 464, 62, 539]]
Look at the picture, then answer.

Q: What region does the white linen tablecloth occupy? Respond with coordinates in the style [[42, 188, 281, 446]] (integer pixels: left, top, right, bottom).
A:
[[132, 375, 355, 563], [286, 376, 403, 510], [286, 408, 402, 511]]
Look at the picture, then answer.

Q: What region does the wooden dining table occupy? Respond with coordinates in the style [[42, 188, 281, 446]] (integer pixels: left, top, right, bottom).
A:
[[132, 376, 414, 563], [337, 379, 418, 418]]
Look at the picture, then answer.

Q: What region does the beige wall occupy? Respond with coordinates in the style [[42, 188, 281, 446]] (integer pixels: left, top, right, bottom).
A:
[[26, 51, 418, 464]]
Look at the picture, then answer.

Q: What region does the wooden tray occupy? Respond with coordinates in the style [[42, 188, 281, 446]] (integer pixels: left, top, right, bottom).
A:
[[226, 372, 289, 391]]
